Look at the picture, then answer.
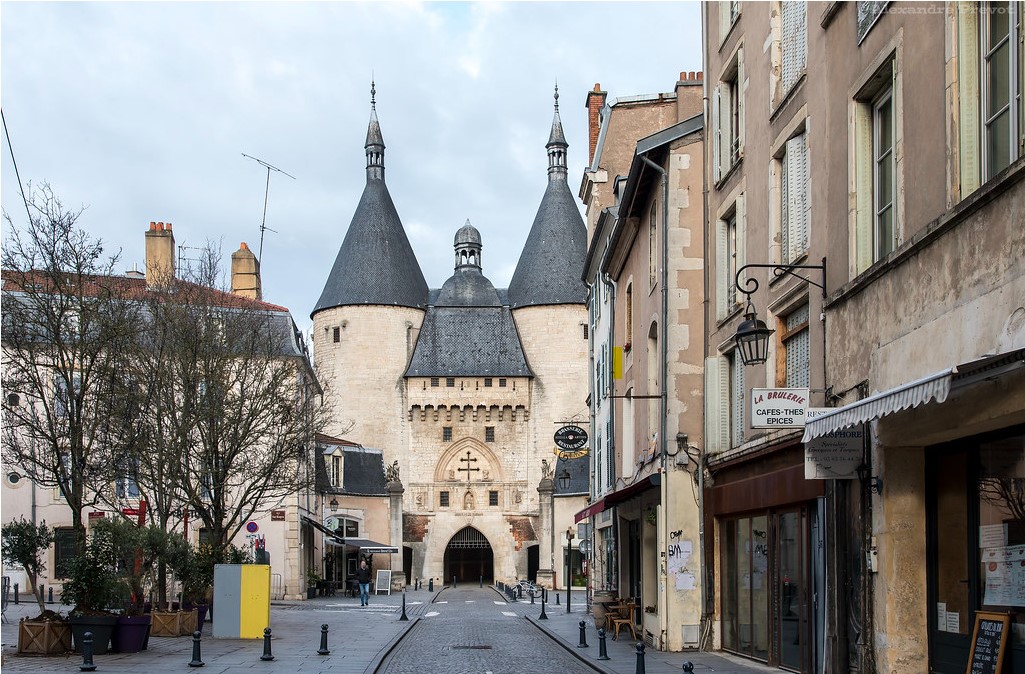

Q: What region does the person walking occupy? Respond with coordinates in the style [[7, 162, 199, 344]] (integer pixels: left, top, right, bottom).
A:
[[356, 559, 373, 607]]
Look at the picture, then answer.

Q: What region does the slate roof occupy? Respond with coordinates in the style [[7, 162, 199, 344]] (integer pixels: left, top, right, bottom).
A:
[[507, 99, 587, 309], [554, 453, 589, 495], [312, 106, 428, 316], [315, 436, 388, 496], [405, 305, 532, 377]]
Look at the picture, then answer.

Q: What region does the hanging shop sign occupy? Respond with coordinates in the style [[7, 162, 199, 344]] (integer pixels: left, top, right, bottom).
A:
[[554, 425, 588, 450], [804, 408, 863, 479], [750, 388, 809, 428]]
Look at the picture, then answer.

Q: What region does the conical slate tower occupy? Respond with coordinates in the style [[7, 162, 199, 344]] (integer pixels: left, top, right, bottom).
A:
[[312, 83, 429, 315], [506, 85, 588, 308]]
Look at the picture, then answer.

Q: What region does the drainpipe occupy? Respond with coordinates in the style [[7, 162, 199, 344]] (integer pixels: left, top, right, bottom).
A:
[[699, 4, 713, 649], [602, 270, 617, 593], [640, 153, 669, 649]]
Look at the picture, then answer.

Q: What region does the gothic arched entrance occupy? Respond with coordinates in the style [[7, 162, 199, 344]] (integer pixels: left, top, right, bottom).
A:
[[444, 526, 494, 583]]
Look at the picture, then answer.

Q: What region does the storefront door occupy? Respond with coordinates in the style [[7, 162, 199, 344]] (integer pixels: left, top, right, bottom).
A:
[[723, 507, 816, 672], [927, 427, 1025, 674]]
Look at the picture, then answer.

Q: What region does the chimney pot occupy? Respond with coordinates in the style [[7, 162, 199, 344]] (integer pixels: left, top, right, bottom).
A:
[[166, 223, 172, 231], [150, 221, 156, 230], [593, 83, 601, 92], [697, 72, 703, 80], [157, 222, 165, 231], [241, 242, 248, 250]]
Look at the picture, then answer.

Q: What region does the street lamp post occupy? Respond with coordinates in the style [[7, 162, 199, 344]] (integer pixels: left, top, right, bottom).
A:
[[565, 527, 574, 613]]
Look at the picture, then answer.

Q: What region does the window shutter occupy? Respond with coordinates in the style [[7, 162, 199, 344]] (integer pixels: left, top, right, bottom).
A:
[[799, 133, 810, 254], [854, 104, 874, 274], [719, 0, 732, 42], [712, 85, 722, 182], [781, 1, 799, 92], [736, 194, 747, 303], [704, 356, 732, 455], [730, 353, 744, 446], [958, 2, 981, 196], [716, 220, 729, 319], [737, 47, 746, 153], [785, 133, 808, 261], [719, 83, 732, 174]]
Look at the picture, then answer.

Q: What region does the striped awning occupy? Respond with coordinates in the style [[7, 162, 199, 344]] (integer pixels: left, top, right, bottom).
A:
[[802, 369, 953, 442], [802, 348, 1025, 442]]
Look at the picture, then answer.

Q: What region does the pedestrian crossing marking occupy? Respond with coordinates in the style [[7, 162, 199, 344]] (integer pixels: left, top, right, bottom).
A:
[[502, 611, 517, 616], [425, 611, 440, 617], [493, 601, 506, 605], [465, 600, 475, 603]]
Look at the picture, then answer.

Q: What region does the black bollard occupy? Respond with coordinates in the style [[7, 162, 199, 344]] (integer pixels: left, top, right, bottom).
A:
[[556, 592, 560, 606], [260, 627, 274, 661], [317, 624, 330, 655], [452, 575, 456, 588], [189, 630, 205, 667], [38, 584, 44, 604], [13, 582, 18, 605], [399, 593, 409, 621], [635, 641, 646, 674], [597, 628, 610, 660], [577, 620, 589, 648], [80, 631, 97, 671], [48, 586, 54, 604], [682, 662, 694, 673], [539, 591, 548, 620], [479, 575, 483, 588], [429, 577, 434, 592]]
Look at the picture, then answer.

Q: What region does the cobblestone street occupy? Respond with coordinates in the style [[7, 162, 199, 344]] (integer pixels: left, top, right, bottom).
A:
[[376, 586, 598, 674]]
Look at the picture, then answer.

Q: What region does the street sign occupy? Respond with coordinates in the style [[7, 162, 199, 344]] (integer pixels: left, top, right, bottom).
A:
[[554, 425, 588, 450], [246, 521, 259, 533], [324, 516, 340, 531], [578, 539, 592, 555]]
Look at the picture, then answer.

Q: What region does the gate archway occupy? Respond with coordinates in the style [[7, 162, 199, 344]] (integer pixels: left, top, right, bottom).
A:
[[444, 526, 494, 583]]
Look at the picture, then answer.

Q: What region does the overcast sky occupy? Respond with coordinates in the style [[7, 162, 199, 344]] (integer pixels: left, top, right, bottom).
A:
[[2, 1, 702, 335]]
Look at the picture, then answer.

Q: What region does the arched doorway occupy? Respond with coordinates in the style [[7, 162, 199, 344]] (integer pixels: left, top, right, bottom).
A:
[[444, 526, 494, 583]]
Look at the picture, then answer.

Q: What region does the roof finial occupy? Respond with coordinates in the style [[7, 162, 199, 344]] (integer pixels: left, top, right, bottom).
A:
[[554, 82, 559, 112], [371, 78, 377, 111]]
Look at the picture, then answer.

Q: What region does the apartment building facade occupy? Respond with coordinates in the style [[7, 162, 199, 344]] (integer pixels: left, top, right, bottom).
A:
[[703, 2, 1024, 673]]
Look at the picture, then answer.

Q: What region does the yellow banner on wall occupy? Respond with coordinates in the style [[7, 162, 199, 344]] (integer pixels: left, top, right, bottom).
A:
[[612, 346, 623, 380]]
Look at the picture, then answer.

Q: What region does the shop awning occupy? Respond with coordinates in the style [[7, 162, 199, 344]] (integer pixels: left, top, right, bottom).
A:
[[802, 348, 1025, 442], [300, 515, 398, 554], [574, 474, 661, 523]]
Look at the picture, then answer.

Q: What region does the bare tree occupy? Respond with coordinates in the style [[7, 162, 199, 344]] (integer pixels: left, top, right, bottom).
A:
[[126, 245, 328, 561], [2, 185, 141, 542]]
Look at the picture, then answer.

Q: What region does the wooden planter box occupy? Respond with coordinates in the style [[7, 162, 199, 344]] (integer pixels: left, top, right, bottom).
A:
[[179, 609, 198, 635], [18, 619, 72, 655], [150, 611, 183, 637]]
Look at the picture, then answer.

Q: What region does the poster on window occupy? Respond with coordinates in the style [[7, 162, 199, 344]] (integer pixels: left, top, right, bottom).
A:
[[982, 544, 1025, 607]]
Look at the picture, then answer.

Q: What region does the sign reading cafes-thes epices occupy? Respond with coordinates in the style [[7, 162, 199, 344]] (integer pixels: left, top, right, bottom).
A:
[[750, 388, 809, 428]]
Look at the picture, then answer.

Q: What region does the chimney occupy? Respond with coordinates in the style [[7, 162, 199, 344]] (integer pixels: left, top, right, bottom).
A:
[[145, 221, 176, 289], [585, 83, 607, 166], [231, 242, 262, 301], [676, 70, 704, 121]]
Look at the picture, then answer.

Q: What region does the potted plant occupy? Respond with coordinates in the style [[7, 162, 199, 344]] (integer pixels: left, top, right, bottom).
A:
[[307, 567, 322, 600], [62, 524, 123, 655], [2, 517, 71, 655]]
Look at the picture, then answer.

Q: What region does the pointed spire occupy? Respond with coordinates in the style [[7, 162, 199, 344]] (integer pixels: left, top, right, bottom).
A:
[[546, 83, 568, 181], [366, 80, 385, 180]]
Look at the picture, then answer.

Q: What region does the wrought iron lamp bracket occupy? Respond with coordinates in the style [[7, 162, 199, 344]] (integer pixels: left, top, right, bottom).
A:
[[734, 257, 828, 300]]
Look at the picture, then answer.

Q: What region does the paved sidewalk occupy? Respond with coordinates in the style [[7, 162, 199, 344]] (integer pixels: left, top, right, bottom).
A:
[[494, 587, 778, 674], [0, 586, 431, 673]]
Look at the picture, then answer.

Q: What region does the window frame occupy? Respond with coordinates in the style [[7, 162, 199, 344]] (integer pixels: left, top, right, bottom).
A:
[[442, 427, 453, 442], [872, 86, 896, 260], [980, 0, 1023, 178], [439, 491, 450, 507], [777, 304, 811, 389], [485, 426, 495, 443]]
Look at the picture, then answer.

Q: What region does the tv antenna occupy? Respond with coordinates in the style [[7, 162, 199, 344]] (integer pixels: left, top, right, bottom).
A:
[[242, 153, 296, 263]]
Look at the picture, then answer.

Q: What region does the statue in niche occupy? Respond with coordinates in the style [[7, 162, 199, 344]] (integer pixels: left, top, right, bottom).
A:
[[386, 460, 400, 482], [482, 469, 490, 481], [514, 490, 523, 503], [448, 469, 455, 480], [464, 490, 475, 510], [541, 458, 553, 479], [415, 492, 424, 509]]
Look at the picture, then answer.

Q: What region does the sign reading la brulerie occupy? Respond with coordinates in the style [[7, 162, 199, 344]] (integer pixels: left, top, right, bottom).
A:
[[750, 388, 809, 428]]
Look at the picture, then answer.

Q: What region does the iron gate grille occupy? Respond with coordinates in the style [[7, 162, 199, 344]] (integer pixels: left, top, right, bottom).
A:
[[447, 527, 492, 549]]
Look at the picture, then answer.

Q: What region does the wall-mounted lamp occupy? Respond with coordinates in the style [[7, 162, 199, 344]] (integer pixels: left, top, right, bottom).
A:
[[557, 469, 571, 491], [855, 463, 883, 494], [732, 258, 827, 366], [329, 497, 339, 510]]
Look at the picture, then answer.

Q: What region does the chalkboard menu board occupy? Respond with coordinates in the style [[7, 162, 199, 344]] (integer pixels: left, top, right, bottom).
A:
[[375, 569, 392, 595], [967, 612, 1010, 674]]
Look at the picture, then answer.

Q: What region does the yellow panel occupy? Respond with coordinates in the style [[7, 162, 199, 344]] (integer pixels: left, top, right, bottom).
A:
[[238, 565, 271, 639], [613, 347, 623, 380]]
